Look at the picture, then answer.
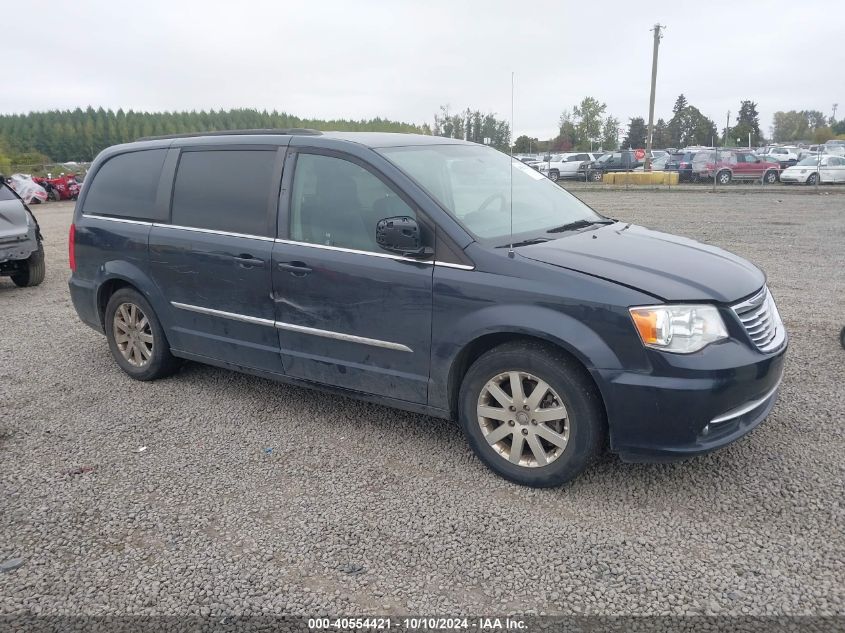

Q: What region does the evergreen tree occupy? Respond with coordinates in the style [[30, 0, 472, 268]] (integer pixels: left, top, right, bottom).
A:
[[672, 94, 688, 116], [622, 117, 647, 148]]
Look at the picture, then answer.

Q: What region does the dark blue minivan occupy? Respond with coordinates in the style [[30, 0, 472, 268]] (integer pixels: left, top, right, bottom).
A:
[[68, 130, 787, 486]]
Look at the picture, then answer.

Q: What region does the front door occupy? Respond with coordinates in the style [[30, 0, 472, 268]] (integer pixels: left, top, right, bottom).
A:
[[149, 146, 285, 374], [272, 149, 434, 404]]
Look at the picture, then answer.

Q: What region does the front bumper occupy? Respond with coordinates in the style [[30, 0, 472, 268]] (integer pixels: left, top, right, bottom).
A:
[[597, 337, 787, 462]]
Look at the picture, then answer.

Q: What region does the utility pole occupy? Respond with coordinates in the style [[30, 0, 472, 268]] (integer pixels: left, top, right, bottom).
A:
[[833, 103, 839, 122], [725, 111, 730, 146], [644, 23, 664, 171]]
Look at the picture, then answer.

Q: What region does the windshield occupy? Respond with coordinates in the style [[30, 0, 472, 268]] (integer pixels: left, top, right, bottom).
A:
[[378, 144, 605, 242], [596, 153, 616, 164]]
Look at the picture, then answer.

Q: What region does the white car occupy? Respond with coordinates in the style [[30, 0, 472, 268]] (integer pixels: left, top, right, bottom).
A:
[[764, 146, 799, 162], [8, 174, 48, 205], [779, 155, 845, 185], [539, 152, 602, 182]]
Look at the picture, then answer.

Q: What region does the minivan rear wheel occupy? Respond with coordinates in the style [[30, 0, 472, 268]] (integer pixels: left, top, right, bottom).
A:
[[105, 288, 180, 381], [458, 341, 605, 487]]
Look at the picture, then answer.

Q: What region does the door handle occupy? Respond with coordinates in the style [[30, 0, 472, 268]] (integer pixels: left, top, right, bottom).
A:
[[277, 261, 312, 276], [233, 255, 265, 269]]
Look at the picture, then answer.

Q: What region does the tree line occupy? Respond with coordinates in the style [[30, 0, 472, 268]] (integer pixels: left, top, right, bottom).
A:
[[0, 107, 424, 168], [0, 105, 516, 171], [514, 94, 844, 154]]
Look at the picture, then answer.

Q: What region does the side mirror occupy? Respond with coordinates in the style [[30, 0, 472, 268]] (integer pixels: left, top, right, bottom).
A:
[[376, 216, 433, 258]]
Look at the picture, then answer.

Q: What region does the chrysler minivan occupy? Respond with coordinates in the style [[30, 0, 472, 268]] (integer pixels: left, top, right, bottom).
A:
[[68, 130, 787, 487]]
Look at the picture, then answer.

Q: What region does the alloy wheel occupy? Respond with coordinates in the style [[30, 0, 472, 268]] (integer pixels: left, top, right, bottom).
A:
[[113, 302, 154, 367], [476, 371, 569, 468]]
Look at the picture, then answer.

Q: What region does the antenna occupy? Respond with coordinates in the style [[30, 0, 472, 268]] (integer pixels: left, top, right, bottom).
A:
[[508, 71, 515, 258]]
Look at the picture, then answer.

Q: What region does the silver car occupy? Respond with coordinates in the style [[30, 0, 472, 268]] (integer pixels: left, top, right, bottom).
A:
[[0, 177, 46, 287]]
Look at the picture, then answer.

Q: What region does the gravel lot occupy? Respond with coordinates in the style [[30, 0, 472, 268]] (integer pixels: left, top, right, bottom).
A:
[[1, 193, 843, 618]]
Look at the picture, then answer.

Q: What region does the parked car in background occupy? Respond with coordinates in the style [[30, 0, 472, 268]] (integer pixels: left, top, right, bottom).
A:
[[0, 176, 46, 287], [763, 146, 799, 164], [8, 174, 48, 205], [823, 140, 845, 156], [540, 152, 602, 182], [634, 155, 669, 171], [665, 151, 699, 181], [583, 150, 643, 181], [68, 130, 787, 487], [692, 150, 781, 184], [779, 155, 845, 185], [34, 174, 81, 201]]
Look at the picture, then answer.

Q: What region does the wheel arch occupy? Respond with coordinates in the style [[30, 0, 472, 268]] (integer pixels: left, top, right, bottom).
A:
[[444, 329, 609, 423], [94, 262, 167, 329]]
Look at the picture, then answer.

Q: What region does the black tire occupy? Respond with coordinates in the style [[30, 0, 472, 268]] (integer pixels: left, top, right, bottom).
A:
[[104, 287, 180, 381], [50, 188, 61, 202], [717, 170, 731, 185], [458, 341, 606, 487], [764, 170, 778, 184], [11, 243, 46, 287], [807, 172, 818, 186], [549, 170, 560, 182], [840, 327, 845, 349]]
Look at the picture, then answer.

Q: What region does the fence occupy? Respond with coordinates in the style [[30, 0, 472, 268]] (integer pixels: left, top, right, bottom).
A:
[[531, 146, 845, 193]]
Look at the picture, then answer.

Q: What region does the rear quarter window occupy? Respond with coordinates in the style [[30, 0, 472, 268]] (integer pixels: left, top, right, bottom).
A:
[[82, 149, 167, 220]]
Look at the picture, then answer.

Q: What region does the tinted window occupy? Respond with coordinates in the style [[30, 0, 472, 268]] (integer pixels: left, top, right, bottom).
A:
[[0, 184, 17, 201], [82, 149, 167, 219], [290, 153, 415, 253], [171, 150, 276, 237]]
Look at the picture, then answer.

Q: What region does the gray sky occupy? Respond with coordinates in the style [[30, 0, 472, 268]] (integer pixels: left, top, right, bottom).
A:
[[5, 0, 843, 141]]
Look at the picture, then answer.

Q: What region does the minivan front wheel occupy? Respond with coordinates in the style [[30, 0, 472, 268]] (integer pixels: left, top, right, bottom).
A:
[[105, 288, 179, 381], [458, 341, 605, 487]]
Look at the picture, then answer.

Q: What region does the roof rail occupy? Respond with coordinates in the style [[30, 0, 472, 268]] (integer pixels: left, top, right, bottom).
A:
[[137, 128, 323, 141]]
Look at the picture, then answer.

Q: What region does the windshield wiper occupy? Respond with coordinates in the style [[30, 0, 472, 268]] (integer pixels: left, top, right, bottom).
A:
[[546, 219, 614, 233], [496, 237, 551, 248]]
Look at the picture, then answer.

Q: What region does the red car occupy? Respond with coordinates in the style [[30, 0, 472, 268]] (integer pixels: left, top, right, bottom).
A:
[[692, 150, 781, 184], [33, 174, 81, 201]]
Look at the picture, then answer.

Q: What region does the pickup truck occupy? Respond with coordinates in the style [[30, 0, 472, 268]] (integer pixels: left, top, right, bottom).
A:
[[539, 152, 602, 182]]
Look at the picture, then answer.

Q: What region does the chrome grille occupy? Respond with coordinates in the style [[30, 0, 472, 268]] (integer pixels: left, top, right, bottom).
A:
[[732, 287, 784, 352]]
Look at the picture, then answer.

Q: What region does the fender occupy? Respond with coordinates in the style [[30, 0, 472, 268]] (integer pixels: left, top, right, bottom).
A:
[[429, 302, 640, 413], [94, 260, 171, 329]]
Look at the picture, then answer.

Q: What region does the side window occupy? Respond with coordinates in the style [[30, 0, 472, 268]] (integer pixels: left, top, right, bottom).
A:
[[171, 150, 277, 237], [290, 153, 416, 253], [82, 149, 167, 220]]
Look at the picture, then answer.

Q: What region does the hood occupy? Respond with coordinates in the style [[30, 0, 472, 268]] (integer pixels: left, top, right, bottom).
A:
[[518, 223, 765, 303], [0, 199, 30, 242]]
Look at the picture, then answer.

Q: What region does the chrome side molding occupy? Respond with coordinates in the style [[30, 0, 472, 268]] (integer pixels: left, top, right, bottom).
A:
[[170, 301, 412, 353]]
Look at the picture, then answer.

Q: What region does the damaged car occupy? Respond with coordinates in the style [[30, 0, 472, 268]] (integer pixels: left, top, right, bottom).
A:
[[8, 173, 49, 205], [0, 175, 46, 287]]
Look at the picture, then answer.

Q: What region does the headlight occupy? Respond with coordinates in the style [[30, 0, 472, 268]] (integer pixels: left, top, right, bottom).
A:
[[629, 304, 728, 354]]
